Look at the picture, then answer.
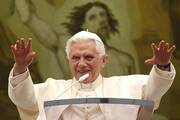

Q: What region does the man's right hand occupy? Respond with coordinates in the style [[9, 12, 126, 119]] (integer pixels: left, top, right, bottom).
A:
[[11, 38, 36, 75]]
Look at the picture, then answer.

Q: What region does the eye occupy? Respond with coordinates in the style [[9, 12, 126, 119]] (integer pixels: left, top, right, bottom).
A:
[[89, 14, 96, 21], [85, 55, 94, 61], [71, 56, 80, 61], [100, 12, 106, 17]]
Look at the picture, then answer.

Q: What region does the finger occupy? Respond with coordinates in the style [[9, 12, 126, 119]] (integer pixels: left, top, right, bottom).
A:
[[151, 43, 158, 54], [159, 40, 165, 51], [26, 38, 32, 53], [28, 51, 36, 59], [168, 45, 176, 54], [23, 38, 28, 49], [144, 59, 154, 65], [26, 51, 36, 65], [28, 37, 32, 41], [16, 40, 20, 49], [20, 38, 25, 49], [10, 45, 16, 55], [164, 43, 169, 52]]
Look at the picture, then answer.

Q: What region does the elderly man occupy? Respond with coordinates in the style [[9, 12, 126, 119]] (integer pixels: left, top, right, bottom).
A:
[[8, 31, 176, 120]]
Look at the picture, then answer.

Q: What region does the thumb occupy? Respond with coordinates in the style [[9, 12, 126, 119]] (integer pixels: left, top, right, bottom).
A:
[[144, 58, 154, 65], [26, 52, 36, 65]]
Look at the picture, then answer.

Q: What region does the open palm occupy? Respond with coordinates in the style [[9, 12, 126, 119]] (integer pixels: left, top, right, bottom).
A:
[[11, 38, 35, 74], [145, 40, 176, 66]]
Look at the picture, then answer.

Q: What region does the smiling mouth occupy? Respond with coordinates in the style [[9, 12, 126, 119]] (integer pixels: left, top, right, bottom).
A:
[[78, 71, 90, 75]]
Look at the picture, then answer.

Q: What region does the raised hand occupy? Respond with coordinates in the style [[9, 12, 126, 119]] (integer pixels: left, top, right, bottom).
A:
[[144, 40, 176, 66], [11, 38, 36, 75]]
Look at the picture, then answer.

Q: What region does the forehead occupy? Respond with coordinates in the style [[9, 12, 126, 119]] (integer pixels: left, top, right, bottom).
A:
[[86, 6, 106, 16], [70, 40, 98, 55]]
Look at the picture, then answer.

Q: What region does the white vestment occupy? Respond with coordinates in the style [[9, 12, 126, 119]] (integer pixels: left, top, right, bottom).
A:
[[8, 65, 176, 120]]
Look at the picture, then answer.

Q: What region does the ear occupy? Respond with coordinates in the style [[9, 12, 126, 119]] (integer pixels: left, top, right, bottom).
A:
[[101, 54, 108, 68]]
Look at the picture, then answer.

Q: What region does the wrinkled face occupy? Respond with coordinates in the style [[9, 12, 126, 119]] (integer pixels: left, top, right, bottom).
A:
[[69, 40, 108, 83], [82, 6, 110, 38]]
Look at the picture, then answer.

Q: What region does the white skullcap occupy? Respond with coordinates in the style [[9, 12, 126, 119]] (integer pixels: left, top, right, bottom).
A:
[[69, 31, 104, 45], [65, 31, 105, 58]]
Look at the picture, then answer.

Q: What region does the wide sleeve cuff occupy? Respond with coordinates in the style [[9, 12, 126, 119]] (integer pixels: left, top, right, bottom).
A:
[[8, 68, 38, 111], [9, 68, 29, 87], [144, 63, 176, 110], [154, 63, 176, 80]]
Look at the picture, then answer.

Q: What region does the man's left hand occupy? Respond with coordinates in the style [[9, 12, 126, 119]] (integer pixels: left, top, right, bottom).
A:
[[145, 40, 176, 66]]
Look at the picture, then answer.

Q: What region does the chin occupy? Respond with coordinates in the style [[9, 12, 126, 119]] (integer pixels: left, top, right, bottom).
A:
[[82, 80, 92, 84]]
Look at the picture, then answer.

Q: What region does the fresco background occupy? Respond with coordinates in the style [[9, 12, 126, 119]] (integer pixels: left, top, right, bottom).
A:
[[0, 0, 179, 119]]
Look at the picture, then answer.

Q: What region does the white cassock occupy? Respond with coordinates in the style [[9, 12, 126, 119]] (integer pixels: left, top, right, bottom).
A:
[[8, 64, 176, 120], [59, 83, 105, 120]]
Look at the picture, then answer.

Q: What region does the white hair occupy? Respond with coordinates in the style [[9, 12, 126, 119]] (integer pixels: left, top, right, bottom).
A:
[[65, 31, 106, 59]]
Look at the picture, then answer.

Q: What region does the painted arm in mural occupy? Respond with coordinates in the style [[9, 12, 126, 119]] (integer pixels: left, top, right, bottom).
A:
[[15, 0, 59, 51], [15, 0, 72, 78]]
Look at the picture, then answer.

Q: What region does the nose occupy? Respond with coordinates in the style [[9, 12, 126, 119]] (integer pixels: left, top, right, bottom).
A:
[[78, 58, 87, 68], [97, 13, 106, 23], [97, 16, 104, 24]]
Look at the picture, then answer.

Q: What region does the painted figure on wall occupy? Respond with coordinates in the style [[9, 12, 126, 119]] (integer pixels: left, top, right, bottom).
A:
[[14, 0, 139, 79]]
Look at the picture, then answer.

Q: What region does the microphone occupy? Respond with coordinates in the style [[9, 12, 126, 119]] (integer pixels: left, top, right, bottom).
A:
[[78, 73, 89, 82], [43, 73, 90, 115], [55, 73, 89, 99]]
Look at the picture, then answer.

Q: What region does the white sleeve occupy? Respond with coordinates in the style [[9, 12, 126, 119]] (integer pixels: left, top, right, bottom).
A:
[[9, 68, 29, 87], [144, 63, 176, 109], [8, 68, 38, 111]]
